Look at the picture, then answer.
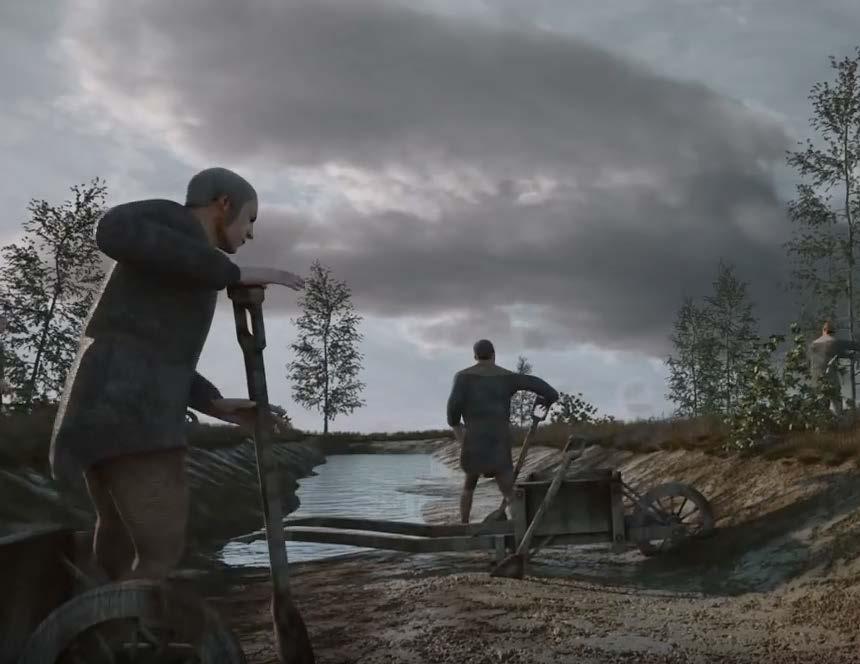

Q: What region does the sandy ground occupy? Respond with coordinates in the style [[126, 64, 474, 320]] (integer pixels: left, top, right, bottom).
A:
[[203, 444, 860, 663]]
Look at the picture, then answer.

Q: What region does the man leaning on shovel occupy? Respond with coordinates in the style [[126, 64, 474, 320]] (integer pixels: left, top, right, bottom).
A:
[[50, 167, 304, 583], [447, 339, 559, 524]]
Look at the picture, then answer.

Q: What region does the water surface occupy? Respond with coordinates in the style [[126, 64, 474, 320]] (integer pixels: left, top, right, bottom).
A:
[[220, 453, 455, 566]]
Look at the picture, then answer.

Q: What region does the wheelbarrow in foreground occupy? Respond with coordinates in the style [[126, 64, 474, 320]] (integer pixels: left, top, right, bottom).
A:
[[7, 286, 313, 664], [234, 434, 716, 579]]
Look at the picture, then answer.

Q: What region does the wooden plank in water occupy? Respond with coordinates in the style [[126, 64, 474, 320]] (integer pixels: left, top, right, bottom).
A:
[[285, 516, 512, 537], [282, 527, 501, 553], [231, 517, 513, 544]]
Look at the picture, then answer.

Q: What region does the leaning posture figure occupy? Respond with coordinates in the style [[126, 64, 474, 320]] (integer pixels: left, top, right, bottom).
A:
[[447, 339, 558, 524], [810, 320, 860, 417], [50, 167, 304, 582]]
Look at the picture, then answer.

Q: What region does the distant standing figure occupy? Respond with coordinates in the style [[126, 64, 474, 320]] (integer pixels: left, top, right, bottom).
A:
[[809, 320, 860, 416], [446, 339, 558, 524]]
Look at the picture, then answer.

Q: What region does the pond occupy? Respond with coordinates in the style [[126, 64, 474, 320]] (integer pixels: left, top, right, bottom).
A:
[[219, 453, 455, 566]]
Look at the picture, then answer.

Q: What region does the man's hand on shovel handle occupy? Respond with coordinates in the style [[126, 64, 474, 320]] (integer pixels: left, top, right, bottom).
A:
[[210, 398, 258, 431], [238, 267, 306, 291]]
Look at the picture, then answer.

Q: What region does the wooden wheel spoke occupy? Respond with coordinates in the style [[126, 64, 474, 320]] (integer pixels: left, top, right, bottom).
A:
[[93, 631, 117, 664], [632, 482, 715, 557], [20, 580, 245, 664]]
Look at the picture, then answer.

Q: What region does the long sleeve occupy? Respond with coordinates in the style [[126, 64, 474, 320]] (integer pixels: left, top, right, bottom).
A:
[[96, 200, 242, 290], [447, 373, 466, 427], [188, 372, 223, 413], [512, 374, 559, 405]]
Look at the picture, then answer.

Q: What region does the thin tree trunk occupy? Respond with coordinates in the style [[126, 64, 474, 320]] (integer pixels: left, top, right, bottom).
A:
[[25, 284, 61, 409], [845, 129, 856, 410], [323, 315, 330, 435]]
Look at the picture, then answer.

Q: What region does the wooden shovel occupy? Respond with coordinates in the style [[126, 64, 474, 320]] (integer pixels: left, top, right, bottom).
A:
[[229, 285, 315, 664], [482, 397, 548, 523], [490, 435, 586, 579]]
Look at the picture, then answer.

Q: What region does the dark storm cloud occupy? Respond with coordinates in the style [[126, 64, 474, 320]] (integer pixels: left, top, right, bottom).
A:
[[63, 0, 788, 178], [61, 0, 798, 356], [239, 170, 793, 356]]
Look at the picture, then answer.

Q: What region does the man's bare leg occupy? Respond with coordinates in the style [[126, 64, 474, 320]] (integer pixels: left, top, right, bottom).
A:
[[460, 473, 479, 524], [493, 469, 515, 517], [84, 466, 136, 580], [98, 448, 189, 582]]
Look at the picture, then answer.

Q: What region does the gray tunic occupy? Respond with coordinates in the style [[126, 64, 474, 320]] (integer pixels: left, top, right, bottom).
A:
[[446, 362, 558, 476], [810, 333, 860, 385], [49, 199, 241, 482]]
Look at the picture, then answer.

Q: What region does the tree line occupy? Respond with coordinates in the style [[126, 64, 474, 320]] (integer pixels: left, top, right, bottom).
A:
[[665, 48, 860, 446]]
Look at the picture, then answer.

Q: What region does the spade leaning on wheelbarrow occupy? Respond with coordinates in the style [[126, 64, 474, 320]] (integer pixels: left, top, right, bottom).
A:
[[40, 168, 315, 663]]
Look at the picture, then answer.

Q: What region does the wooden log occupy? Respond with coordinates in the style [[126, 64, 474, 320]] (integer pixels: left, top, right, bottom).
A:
[[230, 517, 513, 544], [281, 527, 501, 553]]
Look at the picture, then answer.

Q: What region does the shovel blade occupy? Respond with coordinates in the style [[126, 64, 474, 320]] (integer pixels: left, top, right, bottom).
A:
[[272, 584, 316, 663], [489, 553, 526, 579], [481, 507, 509, 524]]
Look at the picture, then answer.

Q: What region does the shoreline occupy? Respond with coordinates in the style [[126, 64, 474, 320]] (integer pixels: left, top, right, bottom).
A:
[[203, 444, 860, 662]]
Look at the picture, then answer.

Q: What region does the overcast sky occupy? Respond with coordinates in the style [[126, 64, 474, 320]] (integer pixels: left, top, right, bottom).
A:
[[2, 0, 858, 432]]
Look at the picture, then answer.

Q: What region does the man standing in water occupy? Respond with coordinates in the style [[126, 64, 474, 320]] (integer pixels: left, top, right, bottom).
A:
[[447, 339, 558, 523], [810, 320, 860, 417], [50, 167, 304, 582]]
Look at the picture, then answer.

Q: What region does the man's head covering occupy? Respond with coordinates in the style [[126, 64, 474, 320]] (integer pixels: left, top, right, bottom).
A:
[[473, 339, 495, 360]]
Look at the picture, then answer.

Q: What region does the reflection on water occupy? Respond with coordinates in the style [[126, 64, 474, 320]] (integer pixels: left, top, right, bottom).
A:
[[220, 453, 455, 567]]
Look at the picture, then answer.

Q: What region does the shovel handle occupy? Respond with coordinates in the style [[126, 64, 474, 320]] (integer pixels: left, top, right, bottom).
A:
[[491, 397, 548, 516], [515, 435, 585, 556]]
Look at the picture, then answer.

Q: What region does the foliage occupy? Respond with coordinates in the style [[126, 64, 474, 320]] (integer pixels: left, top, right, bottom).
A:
[[509, 355, 534, 427], [0, 180, 107, 410], [704, 260, 759, 417], [726, 323, 837, 449], [784, 47, 860, 403], [549, 391, 613, 426], [666, 296, 722, 417], [287, 260, 366, 433], [269, 404, 293, 434]]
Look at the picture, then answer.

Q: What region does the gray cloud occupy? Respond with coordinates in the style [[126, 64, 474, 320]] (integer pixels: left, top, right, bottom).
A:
[[61, 0, 789, 178], [59, 0, 800, 357], [239, 172, 793, 357]]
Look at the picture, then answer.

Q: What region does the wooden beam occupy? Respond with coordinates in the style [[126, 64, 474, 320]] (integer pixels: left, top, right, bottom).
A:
[[281, 527, 502, 553]]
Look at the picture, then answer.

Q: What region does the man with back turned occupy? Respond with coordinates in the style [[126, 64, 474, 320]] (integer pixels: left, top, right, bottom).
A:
[[447, 339, 558, 523]]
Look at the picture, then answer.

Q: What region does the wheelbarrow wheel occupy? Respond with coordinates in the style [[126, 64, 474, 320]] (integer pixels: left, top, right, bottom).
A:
[[17, 579, 246, 664], [632, 481, 714, 557]]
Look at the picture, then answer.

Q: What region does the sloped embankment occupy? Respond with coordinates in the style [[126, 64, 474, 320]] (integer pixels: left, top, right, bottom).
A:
[[0, 440, 325, 555], [430, 438, 860, 594]]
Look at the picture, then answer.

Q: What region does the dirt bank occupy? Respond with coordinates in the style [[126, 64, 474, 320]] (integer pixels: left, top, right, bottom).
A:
[[204, 442, 860, 662]]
